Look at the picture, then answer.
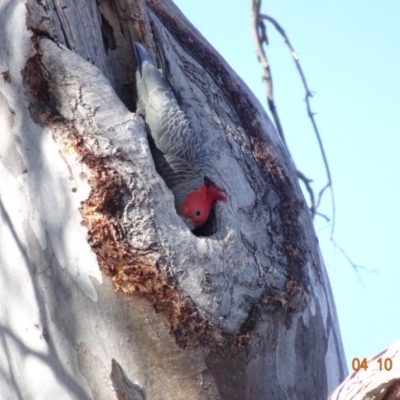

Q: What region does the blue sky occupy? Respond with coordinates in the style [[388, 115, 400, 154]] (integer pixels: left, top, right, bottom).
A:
[[174, 0, 400, 373]]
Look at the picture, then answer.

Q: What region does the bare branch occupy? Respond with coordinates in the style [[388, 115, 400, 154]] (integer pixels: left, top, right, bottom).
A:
[[333, 240, 378, 285], [297, 170, 316, 215], [251, 0, 336, 234], [251, 0, 287, 148], [314, 211, 330, 222]]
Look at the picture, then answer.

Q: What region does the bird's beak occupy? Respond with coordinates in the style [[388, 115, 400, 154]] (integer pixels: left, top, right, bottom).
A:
[[182, 217, 196, 231]]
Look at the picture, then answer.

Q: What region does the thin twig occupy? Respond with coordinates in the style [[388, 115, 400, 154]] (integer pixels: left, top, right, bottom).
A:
[[252, 1, 336, 235], [251, 0, 287, 148], [314, 211, 330, 222], [261, 12, 335, 233], [251, 1, 317, 218], [333, 240, 377, 284], [296, 170, 316, 215]]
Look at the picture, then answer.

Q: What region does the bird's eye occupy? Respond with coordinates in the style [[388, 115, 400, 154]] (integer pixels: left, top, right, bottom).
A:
[[195, 210, 201, 217]]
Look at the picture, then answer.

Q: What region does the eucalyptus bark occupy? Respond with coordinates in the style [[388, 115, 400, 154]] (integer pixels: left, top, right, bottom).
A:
[[0, 0, 347, 399]]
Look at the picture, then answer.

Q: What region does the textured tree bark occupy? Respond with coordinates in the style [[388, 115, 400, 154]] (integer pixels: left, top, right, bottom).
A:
[[0, 0, 347, 399]]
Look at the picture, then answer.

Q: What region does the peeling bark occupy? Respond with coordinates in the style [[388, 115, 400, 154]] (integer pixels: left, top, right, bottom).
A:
[[0, 0, 347, 399]]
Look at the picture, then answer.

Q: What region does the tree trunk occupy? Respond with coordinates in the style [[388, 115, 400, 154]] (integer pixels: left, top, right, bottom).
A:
[[0, 0, 347, 399]]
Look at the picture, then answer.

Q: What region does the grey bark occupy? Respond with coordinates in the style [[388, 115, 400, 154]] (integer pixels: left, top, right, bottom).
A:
[[0, 0, 347, 399]]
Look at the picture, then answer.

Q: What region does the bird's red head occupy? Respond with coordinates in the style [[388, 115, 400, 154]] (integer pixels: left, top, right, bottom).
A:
[[181, 185, 227, 227]]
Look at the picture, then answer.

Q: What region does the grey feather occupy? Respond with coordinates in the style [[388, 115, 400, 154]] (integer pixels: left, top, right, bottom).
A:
[[133, 43, 204, 210]]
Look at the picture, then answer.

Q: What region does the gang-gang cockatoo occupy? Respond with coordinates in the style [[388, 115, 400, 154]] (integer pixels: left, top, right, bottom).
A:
[[134, 42, 226, 229]]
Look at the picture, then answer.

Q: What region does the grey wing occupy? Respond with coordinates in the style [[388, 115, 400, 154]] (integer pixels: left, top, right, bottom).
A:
[[140, 63, 205, 176], [149, 138, 204, 208], [146, 96, 204, 167], [135, 44, 205, 199]]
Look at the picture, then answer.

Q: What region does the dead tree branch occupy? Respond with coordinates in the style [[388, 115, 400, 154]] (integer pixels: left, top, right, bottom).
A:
[[251, 0, 335, 235]]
